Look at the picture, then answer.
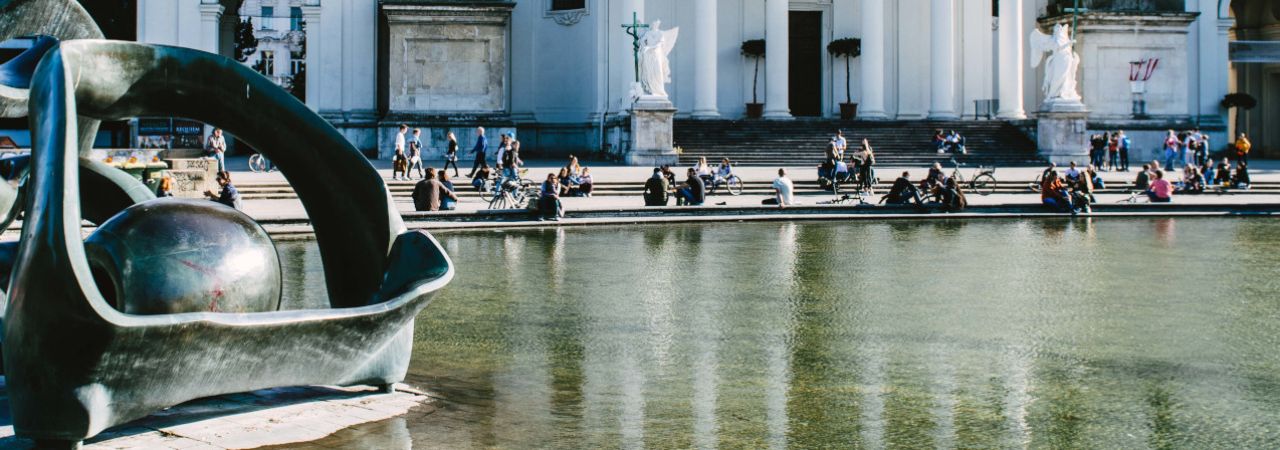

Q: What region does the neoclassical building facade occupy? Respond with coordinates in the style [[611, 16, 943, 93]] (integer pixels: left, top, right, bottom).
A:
[[123, 0, 1271, 157]]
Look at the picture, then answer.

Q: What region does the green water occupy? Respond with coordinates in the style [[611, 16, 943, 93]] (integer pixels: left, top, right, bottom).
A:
[[276, 219, 1280, 449]]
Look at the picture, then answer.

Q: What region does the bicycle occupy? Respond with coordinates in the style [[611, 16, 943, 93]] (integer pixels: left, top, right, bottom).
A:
[[247, 153, 275, 173], [487, 176, 538, 209], [704, 165, 744, 196], [1117, 190, 1150, 204], [948, 158, 997, 196]]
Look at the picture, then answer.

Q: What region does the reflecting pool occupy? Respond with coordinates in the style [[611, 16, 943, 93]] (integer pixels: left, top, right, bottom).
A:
[[274, 218, 1280, 448]]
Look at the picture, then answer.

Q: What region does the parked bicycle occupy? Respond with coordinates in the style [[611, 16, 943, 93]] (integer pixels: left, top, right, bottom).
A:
[[948, 158, 997, 196], [248, 153, 275, 173], [704, 163, 744, 196], [487, 175, 538, 210]]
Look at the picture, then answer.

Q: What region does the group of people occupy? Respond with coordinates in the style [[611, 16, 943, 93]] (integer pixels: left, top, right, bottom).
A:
[[644, 164, 707, 207], [1087, 130, 1131, 171], [411, 167, 460, 212], [881, 163, 967, 211], [1159, 128, 1216, 171], [391, 124, 426, 180], [1133, 158, 1251, 195], [556, 156, 594, 197], [1039, 161, 1104, 213], [818, 131, 877, 194], [933, 129, 967, 155]]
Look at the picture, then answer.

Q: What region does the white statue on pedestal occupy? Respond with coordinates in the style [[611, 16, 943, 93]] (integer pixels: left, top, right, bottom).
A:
[[1030, 23, 1082, 105], [638, 20, 679, 99]]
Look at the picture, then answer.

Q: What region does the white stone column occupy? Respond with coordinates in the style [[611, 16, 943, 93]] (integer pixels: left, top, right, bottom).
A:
[[859, 0, 887, 119], [197, 1, 225, 55], [302, 2, 322, 110], [997, 0, 1025, 119], [763, 0, 791, 119], [1196, 0, 1231, 122], [692, 0, 719, 118], [928, 0, 958, 119]]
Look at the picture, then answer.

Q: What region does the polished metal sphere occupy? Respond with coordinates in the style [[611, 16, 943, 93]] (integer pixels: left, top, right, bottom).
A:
[[84, 198, 281, 315]]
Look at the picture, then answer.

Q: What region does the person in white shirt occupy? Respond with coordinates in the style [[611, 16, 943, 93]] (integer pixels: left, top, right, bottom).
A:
[[206, 128, 227, 172], [1183, 131, 1197, 167], [392, 124, 408, 180], [772, 168, 795, 208], [833, 130, 847, 159]]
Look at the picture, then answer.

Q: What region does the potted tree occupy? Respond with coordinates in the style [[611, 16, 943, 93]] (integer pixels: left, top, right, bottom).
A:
[[741, 39, 766, 119], [827, 37, 861, 120], [1222, 92, 1257, 139]]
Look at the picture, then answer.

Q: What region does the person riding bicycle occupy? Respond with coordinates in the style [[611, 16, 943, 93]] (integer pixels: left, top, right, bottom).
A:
[[715, 158, 733, 184]]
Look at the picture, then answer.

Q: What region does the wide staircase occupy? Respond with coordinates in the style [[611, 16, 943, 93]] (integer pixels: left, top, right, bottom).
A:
[[674, 119, 1043, 167]]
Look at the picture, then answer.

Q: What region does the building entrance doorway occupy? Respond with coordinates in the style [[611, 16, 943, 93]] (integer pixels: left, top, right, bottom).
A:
[[789, 11, 823, 117]]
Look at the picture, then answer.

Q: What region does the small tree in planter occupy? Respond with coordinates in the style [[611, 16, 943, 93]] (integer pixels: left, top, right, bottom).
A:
[[1222, 92, 1258, 141], [741, 39, 766, 118], [827, 38, 861, 120]]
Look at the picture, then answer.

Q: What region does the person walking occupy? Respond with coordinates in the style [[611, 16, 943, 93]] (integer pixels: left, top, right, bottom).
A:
[[392, 124, 408, 180], [206, 128, 227, 173], [407, 128, 425, 179], [1117, 130, 1131, 171], [443, 131, 460, 177], [502, 139, 522, 180], [466, 127, 488, 178], [1235, 132, 1251, 164], [1163, 130, 1180, 170], [1182, 130, 1198, 168], [494, 134, 511, 174]]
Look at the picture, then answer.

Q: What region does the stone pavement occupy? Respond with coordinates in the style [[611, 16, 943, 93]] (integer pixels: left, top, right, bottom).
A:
[[222, 155, 1280, 222]]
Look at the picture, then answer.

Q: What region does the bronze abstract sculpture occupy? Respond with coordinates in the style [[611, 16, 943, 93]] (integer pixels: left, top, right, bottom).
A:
[[0, 1, 454, 447]]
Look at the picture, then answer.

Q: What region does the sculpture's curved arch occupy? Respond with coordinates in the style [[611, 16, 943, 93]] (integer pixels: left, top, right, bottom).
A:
[[5, 40, 449, 444]]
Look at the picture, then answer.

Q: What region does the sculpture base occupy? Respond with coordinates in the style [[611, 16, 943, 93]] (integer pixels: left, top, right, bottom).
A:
[[164, 158, 219, 199], [1037, 109, 1090, 165], [626, 97, 678, 167]]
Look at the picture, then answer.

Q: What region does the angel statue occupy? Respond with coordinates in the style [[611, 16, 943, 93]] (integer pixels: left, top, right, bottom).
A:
[[1030, 23, 1082, 104], [638, 20, 679, 98]]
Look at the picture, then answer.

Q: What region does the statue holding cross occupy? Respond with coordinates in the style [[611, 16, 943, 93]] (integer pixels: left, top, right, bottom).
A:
[[621, 12, 649, 83], [622, 13, 680, 99]]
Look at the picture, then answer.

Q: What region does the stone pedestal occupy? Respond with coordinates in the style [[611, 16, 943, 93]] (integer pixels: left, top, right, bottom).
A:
[[626, 96, 678, 166], [166, 158, 219, 199], [1037, 106, 1089, 165]]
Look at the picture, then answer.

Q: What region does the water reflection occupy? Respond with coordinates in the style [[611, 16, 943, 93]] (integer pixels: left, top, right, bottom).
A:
[[275, 218, 1280, 448]]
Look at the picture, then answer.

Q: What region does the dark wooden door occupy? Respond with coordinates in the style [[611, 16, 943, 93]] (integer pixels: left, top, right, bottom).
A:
[[789, 11, 823, 117]]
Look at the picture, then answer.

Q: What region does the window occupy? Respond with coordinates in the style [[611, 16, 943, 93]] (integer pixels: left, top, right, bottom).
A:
[[290, 7, 302, 31], [290, 51, 304, 75], [259, 51, 275, 75], [260, 6, 274, 30], [550, 0, 585, 11]]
